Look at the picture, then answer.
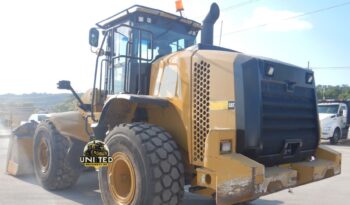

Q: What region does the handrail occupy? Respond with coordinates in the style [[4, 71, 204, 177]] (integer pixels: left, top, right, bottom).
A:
[[91, 24, 154, 122]]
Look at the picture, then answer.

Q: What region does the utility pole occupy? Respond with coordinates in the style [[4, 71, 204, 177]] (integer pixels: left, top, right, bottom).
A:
[[10, 111, 13, 130], [322, 85, 326, 100], [219, 20, 223, 46]]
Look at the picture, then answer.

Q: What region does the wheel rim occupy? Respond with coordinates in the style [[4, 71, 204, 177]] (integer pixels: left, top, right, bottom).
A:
[[38, 136, 50, 173], [108, 152, 136, 204]]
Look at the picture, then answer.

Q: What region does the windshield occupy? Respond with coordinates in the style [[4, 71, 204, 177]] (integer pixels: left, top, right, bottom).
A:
[[136, 22, 197, 57], [318, 104, 339, 114], [37, 115, 49, 122]]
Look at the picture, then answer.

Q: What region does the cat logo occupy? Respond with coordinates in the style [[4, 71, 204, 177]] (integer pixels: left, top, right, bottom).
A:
[[228, 101, 235, 110], [79, 140, 112, 170], [210, 100, 235, 110]]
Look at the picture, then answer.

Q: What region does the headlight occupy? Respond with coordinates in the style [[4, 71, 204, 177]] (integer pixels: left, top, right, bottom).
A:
[[322, 126, 331, 133]]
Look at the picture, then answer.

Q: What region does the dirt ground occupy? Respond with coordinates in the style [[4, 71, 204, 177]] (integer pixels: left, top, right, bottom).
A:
[[0, 134, 349, 205]]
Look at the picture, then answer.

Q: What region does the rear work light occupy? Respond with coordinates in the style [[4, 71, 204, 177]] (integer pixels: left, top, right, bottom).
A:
[[306, 73, 314, 84], [220, 140, 232, 154], [266, 66, 275, 76]]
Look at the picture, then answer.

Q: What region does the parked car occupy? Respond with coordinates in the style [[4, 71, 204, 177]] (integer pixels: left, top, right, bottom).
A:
[[20, 114, 50, 125], [318, 101, 350, 144]]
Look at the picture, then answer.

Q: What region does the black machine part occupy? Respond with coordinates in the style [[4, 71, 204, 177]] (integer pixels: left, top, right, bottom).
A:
[[57, 80, 91, 112], [201, 3, 220, 45], [234, 54, 320, 166]]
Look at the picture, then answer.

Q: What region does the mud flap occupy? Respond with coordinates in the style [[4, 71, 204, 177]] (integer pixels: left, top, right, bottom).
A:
[[6, 122, 37, 176]]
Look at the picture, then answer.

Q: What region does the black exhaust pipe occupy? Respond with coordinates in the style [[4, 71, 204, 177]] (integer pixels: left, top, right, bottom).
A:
[[201, 3, 220, 45]]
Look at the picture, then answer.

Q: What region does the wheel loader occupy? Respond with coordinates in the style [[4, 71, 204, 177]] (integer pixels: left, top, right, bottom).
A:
[[6, 2, 341, 205]]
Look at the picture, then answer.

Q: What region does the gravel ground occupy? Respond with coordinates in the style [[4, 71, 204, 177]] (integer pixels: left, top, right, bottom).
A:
[[0, 133, 349, 205]]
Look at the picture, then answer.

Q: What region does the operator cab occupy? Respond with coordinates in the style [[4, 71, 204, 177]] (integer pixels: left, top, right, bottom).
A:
[[89, 5, 201, 96]]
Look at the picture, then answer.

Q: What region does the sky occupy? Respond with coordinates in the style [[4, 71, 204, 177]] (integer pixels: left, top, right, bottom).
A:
[[0, 0, 349, 94]]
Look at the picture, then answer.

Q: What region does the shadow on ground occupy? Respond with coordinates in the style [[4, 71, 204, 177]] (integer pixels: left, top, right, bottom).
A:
[[1, 133, 284, 205], [252, 199, 284, 205], [13, 171, 103, 205], [321, 138, 350, 147], [12, 170, 218, 205], [11, 171, 284, 205]]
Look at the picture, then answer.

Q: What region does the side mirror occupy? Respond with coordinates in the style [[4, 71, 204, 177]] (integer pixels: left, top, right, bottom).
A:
[[57, 80, 72, 90], [339, 110, 344, 116], [56, 80, 91, 112], [89, 28, 99, 47]]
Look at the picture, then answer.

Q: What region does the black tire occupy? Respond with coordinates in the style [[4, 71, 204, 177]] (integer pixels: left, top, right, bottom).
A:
[[33, 121, 80, 190], [98, 123, 185, 205], [344, 128, 349, 139], [330, 128, 341, 145]]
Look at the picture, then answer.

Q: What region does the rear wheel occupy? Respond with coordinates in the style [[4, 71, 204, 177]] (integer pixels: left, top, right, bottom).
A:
[[98, 123, 185, 205], [330, 128, 341, 145], [33, 121, 80, 190]]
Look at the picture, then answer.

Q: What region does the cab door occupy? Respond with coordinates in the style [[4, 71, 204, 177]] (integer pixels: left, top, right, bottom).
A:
[[339, 104, 347, 128]]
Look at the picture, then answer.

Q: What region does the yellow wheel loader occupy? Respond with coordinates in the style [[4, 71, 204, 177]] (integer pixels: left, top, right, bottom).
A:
[[7, 2, 341, 204]]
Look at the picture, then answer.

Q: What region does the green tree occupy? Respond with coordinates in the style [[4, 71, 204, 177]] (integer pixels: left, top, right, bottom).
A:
[[316, 85, 350, 100], [51, 97, 78, 112]]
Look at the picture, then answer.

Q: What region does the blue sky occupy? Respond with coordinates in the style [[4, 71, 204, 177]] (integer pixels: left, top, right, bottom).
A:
[[214, 0, 350, 86], [0, 0, 349, 94]]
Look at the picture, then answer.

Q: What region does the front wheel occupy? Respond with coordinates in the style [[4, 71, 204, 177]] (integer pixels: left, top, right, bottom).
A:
[[98, 123, 185, 205], [33, 121, 80, 190], [330, 129, 341, 145]]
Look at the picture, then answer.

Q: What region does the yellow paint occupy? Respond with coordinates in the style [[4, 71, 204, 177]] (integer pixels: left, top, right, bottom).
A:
[[50, 111, 90, 142], [210, 101, 229, 110], [108, 152, 136, 204], [43, 46, 342, 205], [148, 51, 193, 157], [6, 136, 34, 176]]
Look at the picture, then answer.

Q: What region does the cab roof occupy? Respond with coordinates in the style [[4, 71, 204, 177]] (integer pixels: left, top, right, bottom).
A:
[[318, 103, 342, 105], [96, 5, 202, 30]]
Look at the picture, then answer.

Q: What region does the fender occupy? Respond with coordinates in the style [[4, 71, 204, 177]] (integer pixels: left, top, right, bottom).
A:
[[49, 112, 89, 170], [92, 94, 169, 140], [49, 111, 90, 142]]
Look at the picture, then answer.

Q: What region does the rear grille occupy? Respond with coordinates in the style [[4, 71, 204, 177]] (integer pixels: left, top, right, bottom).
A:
[[261, 81, 319, 155], [192, 60, 211, 164]]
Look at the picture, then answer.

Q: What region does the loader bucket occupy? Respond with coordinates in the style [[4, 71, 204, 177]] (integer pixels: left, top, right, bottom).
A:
[[6, 121, 37, 176]]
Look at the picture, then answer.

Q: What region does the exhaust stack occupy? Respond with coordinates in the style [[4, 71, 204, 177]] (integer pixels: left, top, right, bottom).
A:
[[201, 3, 220, 45]]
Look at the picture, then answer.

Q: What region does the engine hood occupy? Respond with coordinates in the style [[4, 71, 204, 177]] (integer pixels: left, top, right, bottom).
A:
[[318, 113, 336, 121]]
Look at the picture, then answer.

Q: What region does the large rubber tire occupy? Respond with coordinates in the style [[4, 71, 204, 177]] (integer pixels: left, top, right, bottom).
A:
[[98, 123, 185, 205], [330, 128, 341, 145], [33, 121, 80, 190]]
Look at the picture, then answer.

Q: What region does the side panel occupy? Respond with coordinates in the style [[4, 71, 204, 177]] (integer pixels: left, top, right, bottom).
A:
[[149, 49, 239, 166], [148, 51, 193, 153], [191, 50, 238, 166]]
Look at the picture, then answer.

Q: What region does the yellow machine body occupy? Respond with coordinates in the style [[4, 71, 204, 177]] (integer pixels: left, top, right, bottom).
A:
[[94, 48, 341, 204], [6, 4, 341, 204]]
